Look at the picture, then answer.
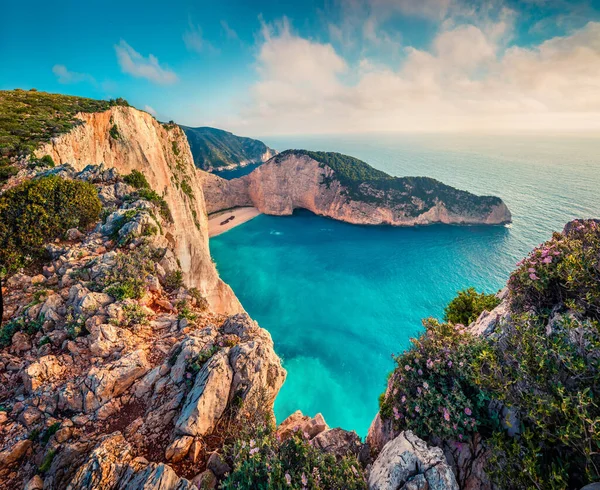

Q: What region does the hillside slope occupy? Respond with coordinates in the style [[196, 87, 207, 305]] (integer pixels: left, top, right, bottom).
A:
[[182, 126, 276, 172], [202, 150, 512, 226]]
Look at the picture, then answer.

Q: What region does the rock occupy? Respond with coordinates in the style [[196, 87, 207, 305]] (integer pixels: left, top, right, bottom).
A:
[[23, 355, 65, 393], [11, 331, 31, 354], [278, 411, 328, 441], [368, 431, 458, 490], [31, 274, 46, 285], [83, 350, 149, 412], [55, 426, 73, 443], [469, 299, 510, 337], [24, 474, 44, 490], [206, 452, 231, 479], [366, 413, 396, 454], [18, 405, 42, 427], [192, 469, 217, 489], [311, 428, 363, 458], [165, 436, 194, 463], [0, 439, 32, 468], [66, 228, 85, 241], [121, 462, 194, 489], [175, 349, 233, 436]]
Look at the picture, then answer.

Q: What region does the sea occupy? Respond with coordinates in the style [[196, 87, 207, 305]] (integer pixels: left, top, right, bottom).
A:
[[210, 133, 600, 437]]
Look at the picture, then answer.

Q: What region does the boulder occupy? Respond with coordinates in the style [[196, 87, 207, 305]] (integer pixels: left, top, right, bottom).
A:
[[192, 470, 217, 489], [206, 452, 231, 479], [165, 436, 194, 463], [0, 439, 32, 468], [175, 349, 233, 436], [311, 428, 363, 458], [23, 355, 66, 392], [368, 431, 458, 490], [278, 411, 328, 441], [83, 350, 149, 412]]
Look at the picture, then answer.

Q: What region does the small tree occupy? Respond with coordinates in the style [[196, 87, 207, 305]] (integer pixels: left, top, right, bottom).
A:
[[444, 287, 500, 325]]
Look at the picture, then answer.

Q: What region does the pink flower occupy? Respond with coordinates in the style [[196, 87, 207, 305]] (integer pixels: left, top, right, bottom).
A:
[[418, 369, 423, 376], [249, 447, 259, 456], [443, 408, 450, 421], [285, 473, 292, 485], [415, 405, 421, 413], [542, 256, 552, 264], [447, 361, 453, 368], [302, 473, 308, 486], [529, 273, 539, 280], [401, 395, 407, 403], [426, 359, 433, 369], [404, 364, 411, 371], [464, 407, 472, 416], [393, 406, 401, 420], [528, 267, 536, 273], [423, 382, 429, 390], [458, 434, 463, 440]]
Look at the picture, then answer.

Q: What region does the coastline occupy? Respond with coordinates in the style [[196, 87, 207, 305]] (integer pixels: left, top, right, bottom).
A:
[[208, 206, 262, 237]]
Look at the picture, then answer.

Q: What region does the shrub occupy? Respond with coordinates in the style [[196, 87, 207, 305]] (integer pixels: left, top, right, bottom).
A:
[[180, 180, 194, 200], [135, 188, 173, 223], [379, 318, 497, 442], [0, 316, 45, 348], [221, 427, 366, 490], [509, 220, 600, 320], [186, 345, 219, 376], [0, 176, 102, 273], [109, 124, 120, 140], [101, 248, 155, 301], [164, 270, 184, 291], [40, 422, 61, 445], [122, 301, 149, 327], [444, 288, 500, 325], [176, 300, 197, 322], [123, 169, 150, 190], [188, 287, 209, 311], [0, 163, 18, 183]]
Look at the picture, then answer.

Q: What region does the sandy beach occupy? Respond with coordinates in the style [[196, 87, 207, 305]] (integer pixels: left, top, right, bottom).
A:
[[208, 207, 262, 237]]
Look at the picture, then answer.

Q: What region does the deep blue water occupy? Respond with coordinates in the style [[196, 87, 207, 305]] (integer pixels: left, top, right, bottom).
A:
[[210, 133, 600, 437]]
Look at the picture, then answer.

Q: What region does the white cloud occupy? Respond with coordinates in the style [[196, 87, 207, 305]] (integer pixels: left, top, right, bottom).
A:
[[52, 65, 95, 84], [114, 40, 178, 84], [224, 19, 600, 134], [144, 105, 157, 116], [221, 20, 239, 40], [184, 20, 218, 54]]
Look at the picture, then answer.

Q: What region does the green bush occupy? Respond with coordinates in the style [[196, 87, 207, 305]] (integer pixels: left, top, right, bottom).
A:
[[509, 220, 600, 320], [222, 427, 366, 490], [0, 163, 18, 183], [0, 316, 45, 347], [123, 169, 150, 190], [379, 318, 496, 442], [164, 270, 183, 291], [0, 176, 102, 272], [101, 248, 155, 300], [135, 188, 173, 223], [444, 288, 500, 325], [109, 124, 120, 140], [186, 345, 219, 376], [122, 302, 149, 327]]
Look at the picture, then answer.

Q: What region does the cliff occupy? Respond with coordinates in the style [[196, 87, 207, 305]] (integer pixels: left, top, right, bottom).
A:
[[33, 107, 241, 315], [202, 150, 511, 226], [182, 126, 276, 172]]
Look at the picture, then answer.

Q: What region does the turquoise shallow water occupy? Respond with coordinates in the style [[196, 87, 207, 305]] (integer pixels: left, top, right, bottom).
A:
[[210, 134, 600, 437]]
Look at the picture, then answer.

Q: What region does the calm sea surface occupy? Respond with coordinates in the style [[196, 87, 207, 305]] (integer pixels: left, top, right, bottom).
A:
[[210, 133, 600, 437]]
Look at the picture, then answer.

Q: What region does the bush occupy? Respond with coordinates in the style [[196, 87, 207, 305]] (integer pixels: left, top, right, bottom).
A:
[[379, 318, 496, 442], [123, 169, 150, 190], [109, 124, 120, 140], [0, 163, 18, 183], [101, 248, 155, 301], [444, 288, 500, 325], [0, 176, 102, 272], [0, 316, 45, 347], [164, 270, 184, 291], [135, 188, 173, 223], [122, 301, 149, 327], [509, 220, 600, 320], [221, 427, 366, 490]]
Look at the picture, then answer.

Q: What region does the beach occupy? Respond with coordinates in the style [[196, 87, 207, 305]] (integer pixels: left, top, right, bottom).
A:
[[208, 207, 261, 237]]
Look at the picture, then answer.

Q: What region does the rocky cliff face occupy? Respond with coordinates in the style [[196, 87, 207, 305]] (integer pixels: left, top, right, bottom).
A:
[[34, 107, 241, 315], [202, 152, 511, 226]]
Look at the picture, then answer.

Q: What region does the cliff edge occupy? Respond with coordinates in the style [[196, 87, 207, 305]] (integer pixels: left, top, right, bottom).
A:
[[202, 150, 511, 226]]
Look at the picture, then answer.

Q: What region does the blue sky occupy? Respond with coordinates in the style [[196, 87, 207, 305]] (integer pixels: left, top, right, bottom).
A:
[[2, 0, 600, 135]]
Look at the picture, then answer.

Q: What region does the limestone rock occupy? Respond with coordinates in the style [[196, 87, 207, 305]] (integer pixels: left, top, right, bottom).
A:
[[24, 475, 44, 490], [311, 428, 363, 458], [191, 469, 217, 489], [0, 439, 32, 468], [278, 411, 328, 441], [206, 452, 231, 479], [83, 350, 149, 412], [23, 355, 66, 393], [368, 431, 458, 490], [175, 349, 233, 436], [165, 436, 194, 463]]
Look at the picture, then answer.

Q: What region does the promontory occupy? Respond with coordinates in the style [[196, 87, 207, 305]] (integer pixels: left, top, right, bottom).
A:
[[201, 149, 512, 226]]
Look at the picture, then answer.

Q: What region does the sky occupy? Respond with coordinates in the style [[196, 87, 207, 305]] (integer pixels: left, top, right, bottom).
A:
[[2, 0, 600, 136]]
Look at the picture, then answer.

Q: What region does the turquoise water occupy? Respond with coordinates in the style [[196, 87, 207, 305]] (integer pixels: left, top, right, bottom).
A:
[[210, 134, 600, 437]]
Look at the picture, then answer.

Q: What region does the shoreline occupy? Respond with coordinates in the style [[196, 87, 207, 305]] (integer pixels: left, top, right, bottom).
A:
[[208, 206, 262, 237]]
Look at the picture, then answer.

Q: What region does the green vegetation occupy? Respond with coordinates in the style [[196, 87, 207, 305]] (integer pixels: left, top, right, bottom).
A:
[[133, 188, 173, 223], [101, 248, 155, 300], [187, 345, 219, 375], [222, 427, 366, 490], [0, 175, 102, 273], [109, 124, 120, 140], [180, 180, 194, 200], [123, 169, 150, 189], [176, 300, 198, 322], [40, 422, 61, 445], [276, 150, 503, 217], [378, 219, 600, 489], [444, 287, 500, 325], [121, 302, 150, 327], [164, 270, 184, 291], [39, 449, 56, 473], [0, 315, 45, 347], [182, 126, 273, 170], [0, 89, 128, 159]]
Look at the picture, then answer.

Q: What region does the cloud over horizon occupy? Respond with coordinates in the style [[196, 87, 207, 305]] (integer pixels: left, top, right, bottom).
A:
[[220, 11, 600, 134]]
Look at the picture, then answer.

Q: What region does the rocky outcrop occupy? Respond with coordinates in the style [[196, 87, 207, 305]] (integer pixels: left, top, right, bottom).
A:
[[368, 431, 458, 490], [202, 151, 511, 226], [34, 107, 241, 315]]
